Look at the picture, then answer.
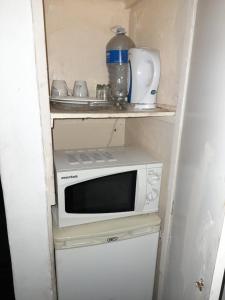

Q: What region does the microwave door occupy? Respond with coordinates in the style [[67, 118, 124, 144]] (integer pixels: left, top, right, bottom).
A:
[[64, 171, 137, 214]]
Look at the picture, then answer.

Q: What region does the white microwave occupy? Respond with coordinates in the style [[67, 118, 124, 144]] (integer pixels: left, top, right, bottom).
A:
[[53, 147, 162, 227]]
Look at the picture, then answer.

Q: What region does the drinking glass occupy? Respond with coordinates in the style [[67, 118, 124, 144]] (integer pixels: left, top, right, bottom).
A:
[[73, 81, 89, 98], [51, 80, 68, 97]]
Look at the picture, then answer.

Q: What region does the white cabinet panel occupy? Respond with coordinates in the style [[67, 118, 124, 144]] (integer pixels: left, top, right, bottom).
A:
[[162, 0, 225, 299]]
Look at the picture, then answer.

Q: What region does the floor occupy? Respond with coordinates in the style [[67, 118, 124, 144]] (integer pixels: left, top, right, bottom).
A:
[[0, 179, 15, 300]]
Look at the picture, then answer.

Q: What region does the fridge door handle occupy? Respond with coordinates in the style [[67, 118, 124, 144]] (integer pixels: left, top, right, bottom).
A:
[[55, 224, 160, 250]]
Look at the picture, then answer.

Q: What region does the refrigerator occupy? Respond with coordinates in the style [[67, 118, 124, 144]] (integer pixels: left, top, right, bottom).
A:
[[54, 214, 160, 300], [161, 0, 225, 299]]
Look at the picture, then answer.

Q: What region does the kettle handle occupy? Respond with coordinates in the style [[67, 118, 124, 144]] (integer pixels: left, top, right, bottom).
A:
[[148, 50, 160, 95]]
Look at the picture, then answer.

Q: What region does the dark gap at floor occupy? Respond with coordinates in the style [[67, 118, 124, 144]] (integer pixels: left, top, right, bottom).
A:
[[0, 179, 15, 300], [220, 271, 225, 300]]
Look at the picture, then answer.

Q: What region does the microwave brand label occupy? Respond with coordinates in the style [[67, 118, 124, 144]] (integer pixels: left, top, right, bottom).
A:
[[61, 175, 78, 180]]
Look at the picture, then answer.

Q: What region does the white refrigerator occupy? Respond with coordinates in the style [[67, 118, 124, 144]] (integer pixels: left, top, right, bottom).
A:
[[54, 214, 160, 300]]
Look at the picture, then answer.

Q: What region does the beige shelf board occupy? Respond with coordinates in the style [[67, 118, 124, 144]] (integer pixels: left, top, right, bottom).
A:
[[50, 105, 175, 127], [112, 0, 140, 9]]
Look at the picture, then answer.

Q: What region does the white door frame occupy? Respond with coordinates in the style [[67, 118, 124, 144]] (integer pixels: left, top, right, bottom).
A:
[[157, 0, 198, 297], [0, 0, 55, 299]]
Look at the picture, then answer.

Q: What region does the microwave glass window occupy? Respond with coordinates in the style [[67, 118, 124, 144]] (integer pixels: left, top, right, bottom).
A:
[[65, 171, 137, 214]]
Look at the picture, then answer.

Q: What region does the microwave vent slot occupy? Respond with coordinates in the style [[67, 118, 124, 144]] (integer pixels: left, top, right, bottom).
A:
[[65, 149, 118, 165], [91, 152, 105, 162], [79, 153, 92, 164], [66, 153, 80, 165], [101, 151, 117, 162]]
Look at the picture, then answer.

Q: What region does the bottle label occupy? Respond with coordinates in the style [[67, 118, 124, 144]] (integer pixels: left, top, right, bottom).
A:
[[106, 50, 128, 64]]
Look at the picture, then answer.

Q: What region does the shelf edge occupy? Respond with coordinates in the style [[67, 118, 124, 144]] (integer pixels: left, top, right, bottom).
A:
[[50, 108, 176, 128], [124, 0, 140, 9]]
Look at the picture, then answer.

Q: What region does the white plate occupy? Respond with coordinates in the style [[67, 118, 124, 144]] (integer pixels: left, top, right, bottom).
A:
[[50, 96, 107, 103], [51, 98, 89, 105]]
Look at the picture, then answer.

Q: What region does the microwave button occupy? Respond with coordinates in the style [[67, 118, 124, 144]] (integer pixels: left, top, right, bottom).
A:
[[148, 170, 154, 176], [147, 171, 161, 184], [149, 177, 160, 185], [148, 168, 162, 175], [147, 189, 158, 202], [147, 192, 153, 202]]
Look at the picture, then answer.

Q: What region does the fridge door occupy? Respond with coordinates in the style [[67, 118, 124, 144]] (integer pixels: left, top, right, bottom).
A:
[[55, 216, 160, 300]]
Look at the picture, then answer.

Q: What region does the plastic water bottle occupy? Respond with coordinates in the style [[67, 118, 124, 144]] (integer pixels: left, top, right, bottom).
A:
[[106, 26, 135, 101]]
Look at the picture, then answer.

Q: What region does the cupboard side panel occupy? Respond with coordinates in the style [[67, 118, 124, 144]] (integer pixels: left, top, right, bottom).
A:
[[129, 0, 192, 107], [125, 118, 174, 224], [125, 117, 174, 298]]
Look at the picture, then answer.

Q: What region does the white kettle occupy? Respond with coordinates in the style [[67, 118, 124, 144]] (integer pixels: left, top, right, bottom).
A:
[[128, 48, 160, 109]]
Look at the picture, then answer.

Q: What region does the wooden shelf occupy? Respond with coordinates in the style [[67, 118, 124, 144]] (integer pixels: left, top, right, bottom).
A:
[[50, 104, 175, 127], [124, 0, 140, 9]]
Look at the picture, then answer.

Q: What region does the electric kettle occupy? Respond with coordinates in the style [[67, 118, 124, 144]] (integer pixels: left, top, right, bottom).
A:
[[128, 48, 160, 109]]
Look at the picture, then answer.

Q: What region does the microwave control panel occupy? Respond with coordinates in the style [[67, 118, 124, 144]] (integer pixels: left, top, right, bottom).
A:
[[145, 167, 162, 211]]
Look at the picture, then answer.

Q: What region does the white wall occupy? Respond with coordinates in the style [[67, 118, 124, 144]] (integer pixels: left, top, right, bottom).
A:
[[44, 0, 129, 148], [0, 1, 54, 299], [44, 0, 130, 96], [53, 119, 125, 150]]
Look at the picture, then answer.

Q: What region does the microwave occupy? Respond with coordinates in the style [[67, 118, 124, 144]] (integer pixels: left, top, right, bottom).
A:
[[53, 146, 162, 227]]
